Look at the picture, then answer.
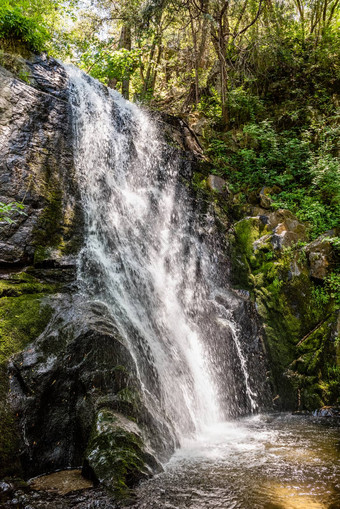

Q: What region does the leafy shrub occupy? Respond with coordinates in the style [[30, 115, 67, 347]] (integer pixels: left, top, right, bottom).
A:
[[207, 118, 340, 238], [272, 191, 339, 238], [325, 271, 340, 306], [0, 6, 50, 53], [309, 153, 340, 206], [208, 120, 311, 187], [0, 201, 26, 223], [198, 89, 222, 119], [227, 87, 264, 125]]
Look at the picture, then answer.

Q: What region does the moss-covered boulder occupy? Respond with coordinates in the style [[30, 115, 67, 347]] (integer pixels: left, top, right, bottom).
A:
[[304, 231, 338, 280], [0, 272, 56, 477], [5, 295, 175, 484], [84, 410, 161, 498], [230, 212, 339, 411]]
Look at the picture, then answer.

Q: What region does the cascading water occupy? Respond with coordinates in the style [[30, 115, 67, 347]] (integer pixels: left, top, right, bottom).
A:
[[67, 66, 266, 445]]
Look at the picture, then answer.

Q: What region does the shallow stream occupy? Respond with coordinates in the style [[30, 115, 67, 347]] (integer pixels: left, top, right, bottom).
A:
[[131, 414, 340, 509]]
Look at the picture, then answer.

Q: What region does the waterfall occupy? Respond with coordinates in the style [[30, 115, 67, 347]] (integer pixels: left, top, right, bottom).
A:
[[67, 66, 264, 443]]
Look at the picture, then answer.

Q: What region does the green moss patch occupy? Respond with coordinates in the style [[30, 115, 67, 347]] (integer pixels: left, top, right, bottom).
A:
[[0, 50, 31, 81], [85, 409, 150, 499], [0, 276, 55, 477], [230, 216, 339, 410], [0, 272, 56, 299]]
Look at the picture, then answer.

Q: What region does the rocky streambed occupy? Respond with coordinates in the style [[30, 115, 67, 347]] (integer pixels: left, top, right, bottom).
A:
[[1, 414, 339, 508]]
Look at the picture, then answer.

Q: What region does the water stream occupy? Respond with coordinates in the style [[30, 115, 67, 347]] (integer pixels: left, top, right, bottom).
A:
[[131, 414, 340, 509]]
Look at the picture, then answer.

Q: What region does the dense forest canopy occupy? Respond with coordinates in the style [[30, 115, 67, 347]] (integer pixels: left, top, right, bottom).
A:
[[0, 0, 339, 237]]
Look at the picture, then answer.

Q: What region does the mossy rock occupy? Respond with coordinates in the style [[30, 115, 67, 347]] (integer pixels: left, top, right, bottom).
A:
[[0, 272, 56, 299], [0, 283, 54, 477], [233, 216, 270, 267], [229, 211, 339, 410], [84, 409, 159, 499], [0, 48, 32, 74]]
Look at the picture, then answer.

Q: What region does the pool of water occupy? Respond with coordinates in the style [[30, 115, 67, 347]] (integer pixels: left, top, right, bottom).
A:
[[1, 414, 339, 508], [131, 414, 340, 509]]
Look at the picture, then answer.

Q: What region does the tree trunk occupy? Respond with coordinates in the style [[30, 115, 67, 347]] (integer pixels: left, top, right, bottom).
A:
[[120, 25, 131, 100]]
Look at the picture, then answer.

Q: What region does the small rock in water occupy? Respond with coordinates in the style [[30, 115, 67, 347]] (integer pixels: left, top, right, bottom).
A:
[[313, 406, 340, 418], [29, 469, 93, 495]]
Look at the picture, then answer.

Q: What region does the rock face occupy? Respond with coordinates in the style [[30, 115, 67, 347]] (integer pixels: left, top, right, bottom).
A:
[[8, 296, 167, 489], [0, 53, 83, 480], [0, 53, 83, 267]]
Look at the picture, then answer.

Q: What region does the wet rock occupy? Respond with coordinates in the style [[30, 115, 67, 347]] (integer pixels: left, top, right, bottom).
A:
[[0, 481, 13, 494], [8, 295, 172, 484], [29, 469, 93, 495], [84, 410, 162, 496], [313, 406, 340, 418], [267, 209, 307, 250], [259, 187, 273, 209], [246, 186, 280, 209], [0, 484, 117, 508], [155, 112, 204, 157], [0, 54, 83, 268]]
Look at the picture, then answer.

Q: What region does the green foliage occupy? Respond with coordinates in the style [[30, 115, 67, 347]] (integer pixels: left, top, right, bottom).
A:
[[207, 117, 340, 238], [0, 201, 26, 223], [215, 120, 311, 187], [325, 271, 340, 306], [82, 46, 143, 86], [312, 286, 330, 308], [198, 89, 222, 119], [227, 87, 264, 125], [272, 190, 339, 238], [0, 6, 50, 52]]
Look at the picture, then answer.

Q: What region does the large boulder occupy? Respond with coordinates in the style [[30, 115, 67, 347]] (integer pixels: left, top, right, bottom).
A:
[[8, 296, 170, 482], [207, 174, 230, 198], [304, 231, 338, 280], [84, 410, 162, 497]]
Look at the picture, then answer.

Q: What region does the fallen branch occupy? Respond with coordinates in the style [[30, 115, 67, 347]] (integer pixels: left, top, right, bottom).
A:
[[296, 314, 331, 347]]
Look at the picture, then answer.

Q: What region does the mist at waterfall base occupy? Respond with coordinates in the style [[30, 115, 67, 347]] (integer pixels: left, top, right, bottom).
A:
[[66, 67, 340, 509]]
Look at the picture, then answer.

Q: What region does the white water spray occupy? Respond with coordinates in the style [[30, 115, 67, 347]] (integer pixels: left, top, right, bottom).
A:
[[67, 66, 262, 441]]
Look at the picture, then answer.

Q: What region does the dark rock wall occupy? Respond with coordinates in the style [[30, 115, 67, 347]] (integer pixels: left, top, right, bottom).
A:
[[0, 54, 82, 478], [0, 53, 83, 267]]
